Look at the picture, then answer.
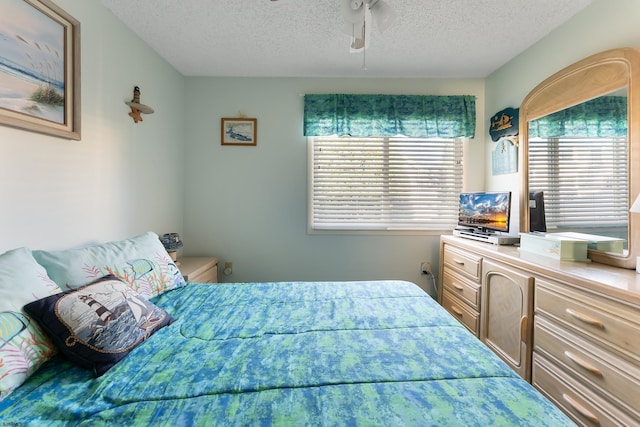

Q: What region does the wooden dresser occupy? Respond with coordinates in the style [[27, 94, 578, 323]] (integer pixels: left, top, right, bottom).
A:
[[438, 235, 640, 426]]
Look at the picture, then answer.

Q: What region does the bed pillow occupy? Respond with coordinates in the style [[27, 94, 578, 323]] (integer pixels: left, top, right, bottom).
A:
[[33, 232, 186, 299], [0, 247, 62, 402], [24, 275, 174, 377]]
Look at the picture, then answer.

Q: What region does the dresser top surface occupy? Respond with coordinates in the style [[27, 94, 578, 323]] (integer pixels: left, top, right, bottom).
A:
[[441, 235, 640, 303]]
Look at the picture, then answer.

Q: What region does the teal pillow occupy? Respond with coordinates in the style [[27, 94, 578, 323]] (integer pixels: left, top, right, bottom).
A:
[[0, 247, 62, 401], [33, 232, 186, 299], [24, 275, 174, 377]]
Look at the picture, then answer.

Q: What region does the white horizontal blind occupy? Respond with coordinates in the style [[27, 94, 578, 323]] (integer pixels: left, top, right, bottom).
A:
[[310, 136, 463, 231], [529, 137, 628, 228]]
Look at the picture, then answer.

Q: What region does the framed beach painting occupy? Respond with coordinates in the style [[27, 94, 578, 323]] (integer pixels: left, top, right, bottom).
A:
[[0, 0, 80, 140], [221, 118, 257, 146]]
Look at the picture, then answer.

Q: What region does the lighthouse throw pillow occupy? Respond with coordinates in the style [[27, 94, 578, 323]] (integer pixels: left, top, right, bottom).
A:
[[24, 275, 174, 377]]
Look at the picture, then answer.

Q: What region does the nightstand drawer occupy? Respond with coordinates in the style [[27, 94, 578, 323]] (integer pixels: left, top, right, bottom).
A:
[[179, 257, 219, 283], [442, 289, 479, 336], [443, 245, 482, 282], [191, 264, 217, 283], [443, 270, 480, 310]]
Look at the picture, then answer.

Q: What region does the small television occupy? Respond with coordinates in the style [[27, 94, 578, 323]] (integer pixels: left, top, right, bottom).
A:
[[458, 192, 511, 233], [529, 190, 547, 232]]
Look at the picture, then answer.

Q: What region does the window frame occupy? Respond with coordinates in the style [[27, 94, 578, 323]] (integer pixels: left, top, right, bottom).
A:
[[307, 135, 466, 235]]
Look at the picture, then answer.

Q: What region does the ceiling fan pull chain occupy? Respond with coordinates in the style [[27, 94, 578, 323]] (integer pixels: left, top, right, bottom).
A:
[[361, 8, 367, 70], [362, 42, 367, 70]]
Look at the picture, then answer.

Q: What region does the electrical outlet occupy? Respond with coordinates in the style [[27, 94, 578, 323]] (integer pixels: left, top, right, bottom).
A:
[[223, 262, 233, 275], [420, 261, 432, 275]]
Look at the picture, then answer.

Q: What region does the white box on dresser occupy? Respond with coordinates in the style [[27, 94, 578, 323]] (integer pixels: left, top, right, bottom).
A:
[[519, 232, 589, 262]]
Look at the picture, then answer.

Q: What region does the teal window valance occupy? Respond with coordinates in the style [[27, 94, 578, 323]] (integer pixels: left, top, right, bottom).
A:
[[529, 96, 627, 138], [303, 94, 476, 138]]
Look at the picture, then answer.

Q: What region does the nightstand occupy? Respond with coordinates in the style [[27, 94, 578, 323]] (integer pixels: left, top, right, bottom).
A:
[[178, 256, 218, 283]]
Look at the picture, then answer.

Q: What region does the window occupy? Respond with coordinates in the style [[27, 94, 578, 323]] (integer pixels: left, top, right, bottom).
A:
[[528, 136, 628, 229], [309, 136, 463, 232]]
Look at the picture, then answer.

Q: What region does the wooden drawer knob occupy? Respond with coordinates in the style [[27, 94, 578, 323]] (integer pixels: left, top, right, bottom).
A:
[[450, 306, 464, 317], [566, 308, 605, 329], [562, 393, 600, 424], [564, 351, 603, 377]]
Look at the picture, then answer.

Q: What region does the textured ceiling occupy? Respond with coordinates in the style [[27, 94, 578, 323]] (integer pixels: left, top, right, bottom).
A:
[[100, 0, 593, 78]]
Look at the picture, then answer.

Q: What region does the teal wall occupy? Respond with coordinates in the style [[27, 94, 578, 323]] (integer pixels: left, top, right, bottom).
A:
[[183, 77, 484, 295], [1, 0, 637, 296], [0, 1, 186, 252]]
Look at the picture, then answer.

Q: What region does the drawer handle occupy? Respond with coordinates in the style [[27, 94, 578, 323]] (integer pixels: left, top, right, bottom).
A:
[[452, 283, 464, 292], [450, 306, 464, 317], [565, 308, 605, 329], [452, 258, 466, 266], [564, 351, 603, 377], [562, 393, 600, 425], [520, 316, 528, 343]]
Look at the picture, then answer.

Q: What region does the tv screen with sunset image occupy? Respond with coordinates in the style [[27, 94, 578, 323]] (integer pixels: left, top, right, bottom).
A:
[[458, 192, 511, 233]]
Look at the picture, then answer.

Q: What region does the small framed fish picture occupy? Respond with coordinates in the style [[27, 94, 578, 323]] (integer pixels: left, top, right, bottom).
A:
[[221, 118, 257, 146]]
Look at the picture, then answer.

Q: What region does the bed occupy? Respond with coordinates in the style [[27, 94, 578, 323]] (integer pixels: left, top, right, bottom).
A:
[[0, 233, 574, 426]]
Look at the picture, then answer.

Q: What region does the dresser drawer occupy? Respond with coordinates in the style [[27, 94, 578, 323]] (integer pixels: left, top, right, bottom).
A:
[[533, 353, 638, 427], [535, 280, 640, 363], [443, 270, 480, 310], [442, 245, 482, 282], [442, 289, 479, 336], [534, 316, 640, 417]]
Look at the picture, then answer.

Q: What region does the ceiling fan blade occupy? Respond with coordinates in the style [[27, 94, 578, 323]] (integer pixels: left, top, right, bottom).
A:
[[350, 19, 370, 52], [371, 0, 396, 33], [350, 22, 366, 51]]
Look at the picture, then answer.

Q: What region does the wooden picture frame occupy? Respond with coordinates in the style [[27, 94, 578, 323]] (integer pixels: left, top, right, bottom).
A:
[[221, 118, 257, 146], [0, 0, 81, 140]]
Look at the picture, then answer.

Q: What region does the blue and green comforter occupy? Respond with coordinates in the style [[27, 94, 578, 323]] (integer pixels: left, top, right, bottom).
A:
[[0, 280, 573, 426]]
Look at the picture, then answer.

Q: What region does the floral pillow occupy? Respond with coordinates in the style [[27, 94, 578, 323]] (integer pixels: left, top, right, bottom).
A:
[[24, 275, 174, 377], [33, 232, 186, 299], [0, 247, 62, 401]]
